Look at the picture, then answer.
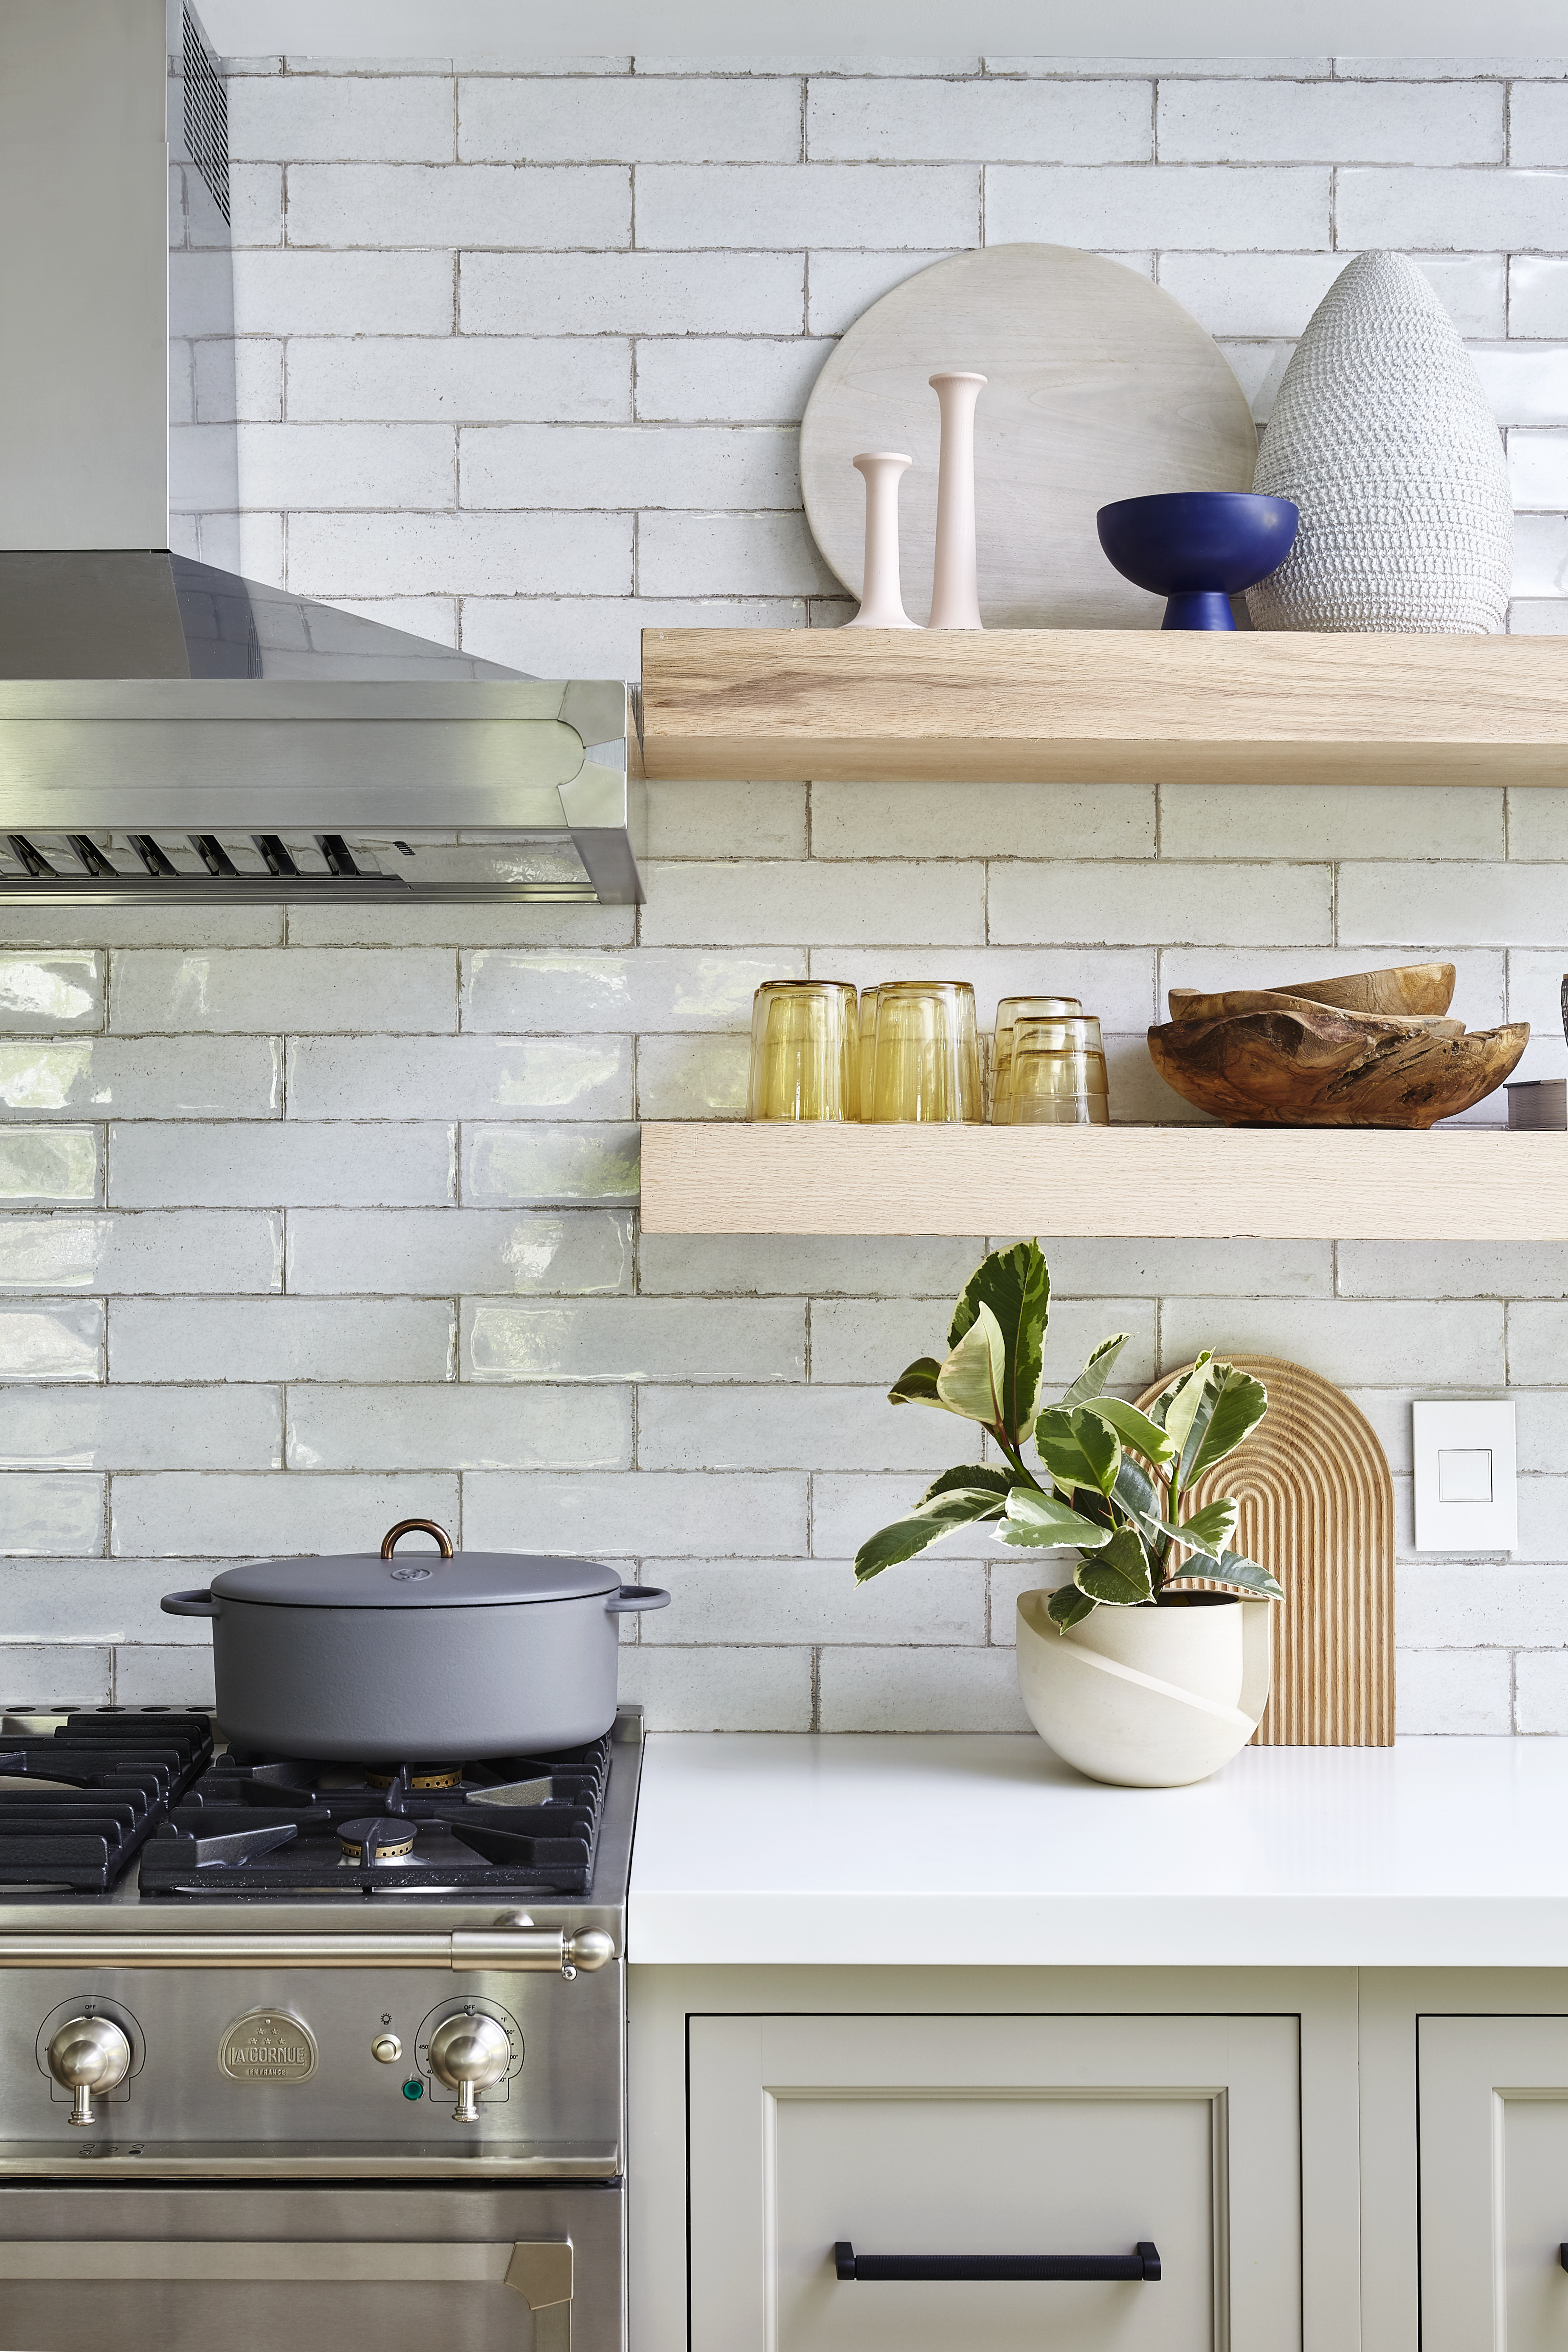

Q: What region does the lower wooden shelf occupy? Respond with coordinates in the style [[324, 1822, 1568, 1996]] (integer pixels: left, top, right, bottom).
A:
[[638, 1121, 1565, 1239]]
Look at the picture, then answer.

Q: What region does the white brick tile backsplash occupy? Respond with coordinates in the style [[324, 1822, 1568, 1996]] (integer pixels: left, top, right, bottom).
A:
[[0, 1131, 99, 1206], [1158, 78, 1503, 163], [0, 1212, 282, 1296], [110, 1473, 462, 1558], [807, 76, 1150, 162], [459, 74, 802, 162], [7, 50, 1568, 1727], [633, 339, 836, 424], [109, 949, 458, 1035], [285, 1383, 631, 1470], [285, 1036, 631, 1120], [985, 164, 1330, 249], [229, 72, 456, 161], [285, 1207, 633, 1296], [462, 1295, 805, 1381], [0, 955, 102, 1031], [107, 1123, 456, 1210], [0, 1040, 281, 1120], [0, 1388, 282, 1471], [286, 337, 631, 423], [108, 1298, 454, 1383], [636, 163, 980, 250], [0, 1303, 104, 1383]]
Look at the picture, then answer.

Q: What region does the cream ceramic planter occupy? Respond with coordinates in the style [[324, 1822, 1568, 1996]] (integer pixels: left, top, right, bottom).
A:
[[1016, 1591, 1272, 1789]]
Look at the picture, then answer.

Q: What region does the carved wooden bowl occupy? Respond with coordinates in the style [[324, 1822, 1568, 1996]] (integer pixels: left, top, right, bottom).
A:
[[1149, 965, 1526, 1128]]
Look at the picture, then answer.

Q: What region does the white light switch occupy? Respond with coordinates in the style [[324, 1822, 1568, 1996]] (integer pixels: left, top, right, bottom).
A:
[[1413, 1401, 1517, 1553]]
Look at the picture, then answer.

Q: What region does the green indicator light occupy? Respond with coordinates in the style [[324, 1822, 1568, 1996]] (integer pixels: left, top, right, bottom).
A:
[[402, 2078, 423, 2101]]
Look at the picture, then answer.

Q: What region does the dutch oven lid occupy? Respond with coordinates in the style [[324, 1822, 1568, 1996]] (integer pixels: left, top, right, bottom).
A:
[[210, 1521, 619, 1610]]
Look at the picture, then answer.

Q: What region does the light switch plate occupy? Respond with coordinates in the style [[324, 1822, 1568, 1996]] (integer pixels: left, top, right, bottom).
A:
[[1412, 1400, 1517, 1553]]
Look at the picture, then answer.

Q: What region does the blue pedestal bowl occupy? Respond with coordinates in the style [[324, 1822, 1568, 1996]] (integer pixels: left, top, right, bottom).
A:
[[1095, 492, 1299, 630]]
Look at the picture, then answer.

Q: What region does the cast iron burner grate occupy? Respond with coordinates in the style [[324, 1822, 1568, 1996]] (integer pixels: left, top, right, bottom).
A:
[[0, 1709, 215, 1890], [139, 1734, 613, 1898]]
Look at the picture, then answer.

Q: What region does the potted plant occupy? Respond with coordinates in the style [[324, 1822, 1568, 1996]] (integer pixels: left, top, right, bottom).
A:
[[856, 1239, 1283, 1787]]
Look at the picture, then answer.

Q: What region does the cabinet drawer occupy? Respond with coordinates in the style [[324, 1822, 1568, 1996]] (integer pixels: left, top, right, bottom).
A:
[[1419, 2014, 1568, 2351], [689, 2012, 1300, 2352]]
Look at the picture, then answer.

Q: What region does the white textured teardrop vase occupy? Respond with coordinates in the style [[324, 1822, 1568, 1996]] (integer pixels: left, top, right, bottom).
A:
[[1247, 250, 1512, 634]]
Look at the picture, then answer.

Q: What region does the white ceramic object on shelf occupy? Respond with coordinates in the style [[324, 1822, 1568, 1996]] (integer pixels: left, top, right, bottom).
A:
[[1015, 1591, 1272, 1789], [927, 372, 985, 629], [1248, 248, 1513, 634], [846, 452, 918, 629]]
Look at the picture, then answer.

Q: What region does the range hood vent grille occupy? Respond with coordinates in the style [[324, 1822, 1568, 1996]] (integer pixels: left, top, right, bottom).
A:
[[182, 5, 229, 225]]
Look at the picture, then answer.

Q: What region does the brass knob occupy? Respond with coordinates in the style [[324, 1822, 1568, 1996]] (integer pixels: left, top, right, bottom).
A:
[[426, 2011, 510, 2123], [47, 2015, 131, 2128], [371, 2033, 402, 2065]]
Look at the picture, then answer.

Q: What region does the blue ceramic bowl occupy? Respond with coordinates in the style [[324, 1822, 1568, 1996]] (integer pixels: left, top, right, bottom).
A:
[[1095, 491, 1299, 630]]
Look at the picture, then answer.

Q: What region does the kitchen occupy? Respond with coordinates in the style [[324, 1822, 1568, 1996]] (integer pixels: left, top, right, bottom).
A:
[[3, 0, 1568, 2343]]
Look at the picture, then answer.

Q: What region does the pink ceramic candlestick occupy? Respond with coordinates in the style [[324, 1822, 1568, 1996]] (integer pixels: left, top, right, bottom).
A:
[[847, 451, 918, 629], [927, 370, 986, 630]]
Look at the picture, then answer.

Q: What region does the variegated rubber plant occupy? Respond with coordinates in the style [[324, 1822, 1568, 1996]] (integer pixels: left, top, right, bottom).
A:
[[854, 1239, 1284, 1631]]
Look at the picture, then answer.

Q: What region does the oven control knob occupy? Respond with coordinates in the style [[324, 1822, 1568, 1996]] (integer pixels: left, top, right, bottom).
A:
[[426, 2011, 510, 2123], [47, 2015, 131, 2128], [371, 2033, 402, 2065]]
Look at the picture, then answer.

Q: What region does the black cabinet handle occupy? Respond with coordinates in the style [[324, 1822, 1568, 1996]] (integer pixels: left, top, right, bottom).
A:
[[833, 2241, 1161, 2283]]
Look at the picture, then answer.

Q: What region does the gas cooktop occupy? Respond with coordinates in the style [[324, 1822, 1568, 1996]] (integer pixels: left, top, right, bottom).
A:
[[0, 1708, 618, 1901]]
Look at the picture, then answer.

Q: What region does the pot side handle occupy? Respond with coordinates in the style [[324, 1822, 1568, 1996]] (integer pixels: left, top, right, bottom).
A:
[[160, 1588, 219, 1618], [605, 1585, 672, 1614]]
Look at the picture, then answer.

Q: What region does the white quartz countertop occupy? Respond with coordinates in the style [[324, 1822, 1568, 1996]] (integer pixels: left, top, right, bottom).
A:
[[626, 1732, 1568, 1969]]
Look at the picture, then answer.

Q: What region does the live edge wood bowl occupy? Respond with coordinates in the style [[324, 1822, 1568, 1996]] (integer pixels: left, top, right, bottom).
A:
[[1149, 961, 1529, 1129]]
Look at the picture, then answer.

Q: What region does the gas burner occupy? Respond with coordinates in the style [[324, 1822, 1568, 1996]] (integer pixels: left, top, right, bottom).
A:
[[365, 1764, 461, 1791], [336, 1816, 419, 1864]]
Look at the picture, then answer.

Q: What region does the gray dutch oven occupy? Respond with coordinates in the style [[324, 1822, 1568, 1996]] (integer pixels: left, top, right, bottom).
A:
[[160, 1518, 670, 1762]]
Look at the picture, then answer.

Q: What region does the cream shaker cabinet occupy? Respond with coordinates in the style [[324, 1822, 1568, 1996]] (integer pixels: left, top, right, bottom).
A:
[[1418, 2015, 1568, 2352], [686, 2012, 1302, 2352]]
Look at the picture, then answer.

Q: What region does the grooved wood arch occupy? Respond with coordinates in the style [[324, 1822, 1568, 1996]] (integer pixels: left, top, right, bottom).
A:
[[1134, 1354, 1394, 1748]]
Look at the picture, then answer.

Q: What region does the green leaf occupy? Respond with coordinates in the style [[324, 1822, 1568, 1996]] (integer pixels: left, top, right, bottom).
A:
[[1074, 1524, 1154, 1607], [1056, 1332, 1129, 1412], [1171, 1496, 1240, 1555], [1185, 1366, 1270, 1484], [1047, 1584, 1098, 1633], [1083, 1396, 1178, 1465], [935, 1300, 1008, 1427], [994, 1486, 1114, 1551], [853, 1485, 1010, 1581], [1166, 1546, 1284, 1601], [947, 1239, 1052, 1446], [919, 1464, 1017, 1508], [1111, 1453, 1166, 1550], [1160, 1354, 1214, 1468], [888, 1357, 945, 1408], [1033, 1406, 1121, 1496]]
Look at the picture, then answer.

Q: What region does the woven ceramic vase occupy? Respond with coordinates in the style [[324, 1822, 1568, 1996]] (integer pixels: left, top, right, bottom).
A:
[[1247, 249, 1512, 634]]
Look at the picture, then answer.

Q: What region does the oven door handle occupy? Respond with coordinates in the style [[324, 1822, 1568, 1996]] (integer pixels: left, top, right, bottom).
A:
[[0, 2237, 572, 2302], [0, 1928, 614, 1974]]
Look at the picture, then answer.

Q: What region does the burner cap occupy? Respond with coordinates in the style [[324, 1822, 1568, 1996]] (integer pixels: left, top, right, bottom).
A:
[[338, 1816, 418, 1863], [365, 1764, 462, 1791]]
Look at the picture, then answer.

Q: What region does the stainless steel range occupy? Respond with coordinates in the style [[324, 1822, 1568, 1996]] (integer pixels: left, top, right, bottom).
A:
[[0, 1702, 644, 2352]]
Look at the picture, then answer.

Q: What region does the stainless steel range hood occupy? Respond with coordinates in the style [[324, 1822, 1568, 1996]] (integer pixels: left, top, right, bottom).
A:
[[0, 0, 641, 905]]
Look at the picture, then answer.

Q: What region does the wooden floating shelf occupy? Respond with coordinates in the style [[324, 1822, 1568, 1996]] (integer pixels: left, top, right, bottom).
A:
[[639, 1122, 1568, 1240], [639, 627, 1568, 787]]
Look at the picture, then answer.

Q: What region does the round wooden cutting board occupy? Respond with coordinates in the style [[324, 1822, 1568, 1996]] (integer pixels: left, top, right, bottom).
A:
[[800, 243, 1260, 629]]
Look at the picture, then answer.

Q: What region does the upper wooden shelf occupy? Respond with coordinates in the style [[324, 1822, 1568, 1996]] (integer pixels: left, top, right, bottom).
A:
[[639, 1122, 1568, 1240], [638, 628, 1568, 787]]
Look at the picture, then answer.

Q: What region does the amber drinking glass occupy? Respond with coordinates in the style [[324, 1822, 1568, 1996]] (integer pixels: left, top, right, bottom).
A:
[[991, 994, 1084, 1124], [746, 981, 859, 1120], [869, 982, 982, 1122], [1011, 1015, 1110, 1126]]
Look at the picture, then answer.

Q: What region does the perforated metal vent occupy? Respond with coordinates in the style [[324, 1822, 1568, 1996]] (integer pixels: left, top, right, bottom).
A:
[[182, 6, 229, 225]]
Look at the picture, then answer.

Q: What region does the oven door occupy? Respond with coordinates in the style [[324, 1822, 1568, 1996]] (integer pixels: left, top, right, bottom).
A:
[[0, 2181, 622, 2352]]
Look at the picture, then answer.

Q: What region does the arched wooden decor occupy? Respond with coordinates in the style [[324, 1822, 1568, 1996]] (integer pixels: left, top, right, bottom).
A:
[[1133, 1354, 1394, 1746]]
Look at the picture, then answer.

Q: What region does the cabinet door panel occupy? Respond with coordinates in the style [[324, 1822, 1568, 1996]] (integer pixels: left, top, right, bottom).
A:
[[1419, 2014, 1568, 2352], [689, 2012, 1300, 2352]]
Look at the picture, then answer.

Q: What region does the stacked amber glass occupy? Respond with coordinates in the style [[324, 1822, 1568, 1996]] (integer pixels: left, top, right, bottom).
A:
[[746, 981, 983, 1122], [990, 998, 1110, 1125]]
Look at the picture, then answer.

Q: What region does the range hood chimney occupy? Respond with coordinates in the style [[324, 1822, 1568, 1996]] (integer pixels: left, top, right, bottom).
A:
[[0, 0, 640, 904]]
